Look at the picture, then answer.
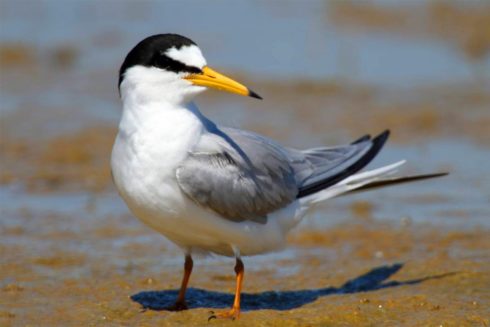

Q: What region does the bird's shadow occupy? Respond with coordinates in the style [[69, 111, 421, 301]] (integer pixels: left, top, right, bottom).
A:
[[131, 263, 454, 312]]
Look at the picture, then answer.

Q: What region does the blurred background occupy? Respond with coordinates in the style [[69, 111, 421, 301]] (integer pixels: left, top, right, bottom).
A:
[[1, 1, 489, 325]]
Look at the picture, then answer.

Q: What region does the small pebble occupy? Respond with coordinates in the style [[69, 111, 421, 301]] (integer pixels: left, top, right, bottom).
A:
[[143, 277, 154, 285]]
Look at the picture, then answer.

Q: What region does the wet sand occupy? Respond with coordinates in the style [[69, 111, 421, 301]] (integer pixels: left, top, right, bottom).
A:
[[1, 208, 489, 326]]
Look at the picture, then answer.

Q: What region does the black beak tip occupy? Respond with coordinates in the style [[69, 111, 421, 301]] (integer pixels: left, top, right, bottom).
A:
[[249, 90, 263, 100]]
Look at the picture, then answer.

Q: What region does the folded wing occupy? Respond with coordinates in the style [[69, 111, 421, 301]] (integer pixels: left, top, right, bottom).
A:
[[176, 126, 389, 224]]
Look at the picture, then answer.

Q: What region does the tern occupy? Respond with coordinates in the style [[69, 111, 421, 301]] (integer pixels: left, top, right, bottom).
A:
[[111, 34, 446, 320]]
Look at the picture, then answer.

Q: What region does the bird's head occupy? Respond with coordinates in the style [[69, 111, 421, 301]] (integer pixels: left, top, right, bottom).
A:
[[118, 34, 261, 105]]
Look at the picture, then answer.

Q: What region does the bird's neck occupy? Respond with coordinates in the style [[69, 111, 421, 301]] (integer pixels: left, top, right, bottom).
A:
[[121, 83, 192, 106], [120, 94, 203, 133]]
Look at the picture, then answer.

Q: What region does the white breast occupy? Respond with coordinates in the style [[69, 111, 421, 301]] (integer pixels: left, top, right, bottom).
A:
[[111, 100, 204, 230]]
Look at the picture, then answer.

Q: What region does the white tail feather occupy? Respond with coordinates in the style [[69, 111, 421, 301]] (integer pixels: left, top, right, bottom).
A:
[[301, 160, 406, 205]]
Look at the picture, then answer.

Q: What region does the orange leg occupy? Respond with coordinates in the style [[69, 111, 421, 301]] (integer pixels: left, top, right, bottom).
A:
[[209, 258, 244, 321], [166, 255, 193, 311]]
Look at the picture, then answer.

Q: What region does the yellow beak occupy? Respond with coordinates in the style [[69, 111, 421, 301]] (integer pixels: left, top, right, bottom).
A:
[[184, 66, 262, 99]]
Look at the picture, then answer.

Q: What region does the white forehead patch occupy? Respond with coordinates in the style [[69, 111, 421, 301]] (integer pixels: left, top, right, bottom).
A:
[[165, 45, 207, 69]]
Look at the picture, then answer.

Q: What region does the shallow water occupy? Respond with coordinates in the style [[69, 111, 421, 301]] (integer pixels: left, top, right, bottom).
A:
[[1, 0, 488, 85]]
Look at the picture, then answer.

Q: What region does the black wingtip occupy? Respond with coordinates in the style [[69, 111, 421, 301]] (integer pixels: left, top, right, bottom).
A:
[[249, 89, 263, 100], [352, 130, 390, 145], [297, 129, 391, 198], [351, 134, 372, 144], [376, 129, 390, 143]]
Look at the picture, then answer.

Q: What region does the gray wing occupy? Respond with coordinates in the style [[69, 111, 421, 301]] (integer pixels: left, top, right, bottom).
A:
[[177, 124, 388, 224], [176, 127, 298, 224]]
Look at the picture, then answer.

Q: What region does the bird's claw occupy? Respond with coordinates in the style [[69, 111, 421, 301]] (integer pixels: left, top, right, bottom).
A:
[[207, 308, 240, 321]]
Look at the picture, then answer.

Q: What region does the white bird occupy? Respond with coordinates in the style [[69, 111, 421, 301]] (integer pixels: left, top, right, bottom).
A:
[[111, 34, 446, 320]]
